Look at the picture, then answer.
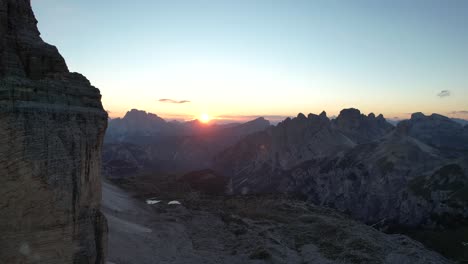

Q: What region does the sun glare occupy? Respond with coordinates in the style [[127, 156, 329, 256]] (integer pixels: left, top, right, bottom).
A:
[[200, 113, 210, 123]]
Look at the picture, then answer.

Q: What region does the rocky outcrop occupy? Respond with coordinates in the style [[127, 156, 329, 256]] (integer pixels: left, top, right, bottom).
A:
[[332, 108, 394, 144], [0, 0, 107, 263], [106, 109, 271, 143]]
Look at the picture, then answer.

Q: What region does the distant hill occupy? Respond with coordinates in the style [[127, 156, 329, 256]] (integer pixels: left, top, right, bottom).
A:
[[383, 117, 468, 127], [452, 117, 468, 126]]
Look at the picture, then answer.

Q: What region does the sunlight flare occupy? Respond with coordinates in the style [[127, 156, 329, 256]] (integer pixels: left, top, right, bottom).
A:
[[200, 113, 211, 123]]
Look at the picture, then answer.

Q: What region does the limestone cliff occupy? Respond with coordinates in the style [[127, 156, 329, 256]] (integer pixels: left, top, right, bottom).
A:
[[0, 0, 107, 263]]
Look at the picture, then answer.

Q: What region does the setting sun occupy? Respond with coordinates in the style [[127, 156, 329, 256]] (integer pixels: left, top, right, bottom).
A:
[[200, 113, 211, 123]]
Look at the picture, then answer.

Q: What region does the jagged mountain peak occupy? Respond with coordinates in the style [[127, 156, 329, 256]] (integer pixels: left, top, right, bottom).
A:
[[245, 116, 269, 125], [122, 109, 165, 123], [337, 107, 362, 119], [319, 110, 328, 119], [297, 112, 307, 119], [335, 108, 388, 123], [278, 111, 332, 129], [411, 112, 426, 119], [332, 108, 394, 144]]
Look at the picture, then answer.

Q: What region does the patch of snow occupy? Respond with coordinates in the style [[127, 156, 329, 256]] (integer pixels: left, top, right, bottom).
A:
[[146, 199, 161, 205], [168, 201, 181, 205], [19, 243, 30, 256]]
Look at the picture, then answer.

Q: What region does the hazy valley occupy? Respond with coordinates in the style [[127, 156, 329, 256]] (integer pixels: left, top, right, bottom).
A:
[[103, 108, 468, 262]]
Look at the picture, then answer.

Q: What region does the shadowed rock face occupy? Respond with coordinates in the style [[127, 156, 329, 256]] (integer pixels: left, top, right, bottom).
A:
[[0, 0, 68, 79], [0, 0, 107, 263]]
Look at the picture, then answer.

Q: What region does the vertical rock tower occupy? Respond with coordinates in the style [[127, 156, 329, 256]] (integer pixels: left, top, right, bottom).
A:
[[0, 0, 107, 263]]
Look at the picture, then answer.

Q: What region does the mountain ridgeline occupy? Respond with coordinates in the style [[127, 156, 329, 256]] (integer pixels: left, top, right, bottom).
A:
[[104, 107, 468, 262], [105, 107, 468, 229], [215, 109, 468, 228], [104, 109, 271, 176]]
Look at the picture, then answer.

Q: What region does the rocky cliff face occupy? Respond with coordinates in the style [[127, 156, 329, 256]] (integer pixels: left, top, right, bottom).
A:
[[0, 0, 107, 263]]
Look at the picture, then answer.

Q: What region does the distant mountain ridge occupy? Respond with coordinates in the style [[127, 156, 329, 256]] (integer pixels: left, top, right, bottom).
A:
[[103, 109, 271, 176], [383, 117, 468, 127], [451, 117, 468, 126], [397, 113, 468, 156], [106, 109, 271, 142]]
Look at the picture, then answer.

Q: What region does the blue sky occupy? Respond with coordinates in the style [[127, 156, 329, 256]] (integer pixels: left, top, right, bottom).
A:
[[32, 0, 468, 122]]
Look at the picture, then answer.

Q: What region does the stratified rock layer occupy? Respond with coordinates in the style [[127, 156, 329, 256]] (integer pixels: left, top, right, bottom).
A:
[[0, 0, 107, 263]]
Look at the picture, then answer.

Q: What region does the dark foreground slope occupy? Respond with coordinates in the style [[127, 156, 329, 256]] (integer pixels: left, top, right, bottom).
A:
[[103, 174, 451, 264], [0, 0, 107, 263]]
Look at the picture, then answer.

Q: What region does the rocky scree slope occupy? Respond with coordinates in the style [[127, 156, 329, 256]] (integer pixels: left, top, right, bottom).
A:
[[104, 174, 452, 264], [0, 0, 107, 263]]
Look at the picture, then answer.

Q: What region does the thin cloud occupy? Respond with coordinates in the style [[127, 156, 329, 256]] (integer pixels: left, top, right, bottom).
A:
[[217, 114, 290, 120], [437, 90, 451, 98], [449, 110, 468, 115], [158, 99, 191, 104]]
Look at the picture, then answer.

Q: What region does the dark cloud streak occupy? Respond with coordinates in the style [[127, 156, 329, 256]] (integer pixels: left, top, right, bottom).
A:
[[437, 90, 451, 98], [449, 110, 468, 115], [217, 114, 290, 120], [158, 98, 191, 104]]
